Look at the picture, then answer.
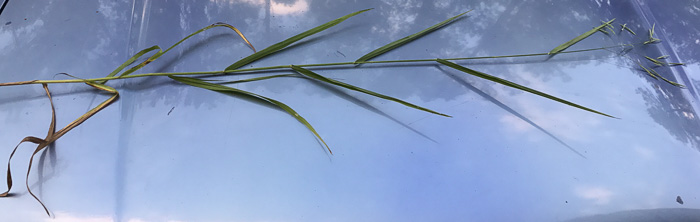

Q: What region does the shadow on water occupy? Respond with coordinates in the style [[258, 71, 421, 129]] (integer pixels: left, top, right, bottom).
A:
[[301, 78, 438, 144], [436, 65, 587, 159]]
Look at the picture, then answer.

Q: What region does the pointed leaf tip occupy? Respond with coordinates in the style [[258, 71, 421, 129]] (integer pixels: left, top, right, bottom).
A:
[[437, 59, 615, 118], [549, 18, 615, 55], [291, 65, 450, 117], [355, 10, 472, 64], [225, 9, 372, 71]]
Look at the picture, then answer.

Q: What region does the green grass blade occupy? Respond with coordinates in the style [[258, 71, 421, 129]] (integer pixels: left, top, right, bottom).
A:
[[637, 62, 659, 80], [644, 23, 661, 44], [127, 23, 256, 76], [98, 45, 161, 84], [291, 65, 450, 117], [653, 69, 685, 87], [105, 22, 256, 84], [645, 56, 665, 66], [638, 64, 685, 87], [169, 76, 332, 154], [355, 10, 471, 63], [437, 59, 615, 118], [215, 74, 298, 84], [620, 24, 636, 35], [225, 9, 372, 71], [549, 19, 615, 55]]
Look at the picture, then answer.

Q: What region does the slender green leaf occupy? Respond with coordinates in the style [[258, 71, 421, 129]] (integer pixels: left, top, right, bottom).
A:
[[102, 22, 256, 84], [98, 45, 161, 84], [637, 62, 659, 80], [216, 74, 298, 84], [657, 55, 669, 59], [602, 20, 615, 34], [291, 65, 450, 117], [549, 18, 615, 55], [655, 70, 685, 87], [645, 56, 665, 66], [169, 76, 332, 154], [355, 10, 471, 63], [437, 59, 615, 118], [620, 23, 636, 35], [644, 23, 661, 44], [225, 9, 372, 71], [638, 63, 685, 87]]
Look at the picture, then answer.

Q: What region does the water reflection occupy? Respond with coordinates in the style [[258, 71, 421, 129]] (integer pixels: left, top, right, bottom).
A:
[[638, 85, 700, 150], [2, 0, 700, 220]]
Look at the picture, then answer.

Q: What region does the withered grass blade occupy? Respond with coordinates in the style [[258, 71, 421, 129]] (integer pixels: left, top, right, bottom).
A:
[[0, 84, 56, 216], [0, 82, 119, 216]]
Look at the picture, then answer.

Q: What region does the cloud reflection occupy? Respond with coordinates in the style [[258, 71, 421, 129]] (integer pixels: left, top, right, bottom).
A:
[[575, 186, 614, 205], [210, 0, 309, 15]]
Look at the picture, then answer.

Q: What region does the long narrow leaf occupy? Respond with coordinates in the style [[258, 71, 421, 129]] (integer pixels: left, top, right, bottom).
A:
[[291, 65, 450, 117], [437, 59, 615, 118], [98, 45, 161, 84], [355, 10, 471, 63], [639, 64, 685, 88], [169, 76, 332, 154], [102, 22, 255, 84], [225, 9, 372, 71], [549, 19, 615, 55], [216, 74, 298, 84], [637, 62, 659, 80]]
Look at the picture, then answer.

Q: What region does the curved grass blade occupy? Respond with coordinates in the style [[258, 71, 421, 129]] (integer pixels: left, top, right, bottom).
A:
[[437, 59, 615, 118], [225, 9, 372, 71], [0, 82, 118, 216], [291, 65, 450, 117], [549, 19, 615, 55], [355, 10, 471, 64], [169, 76, 332, 154], [0, 84, 56, 216], [97, 45, 161, 84], [101, 22, 256, 84]]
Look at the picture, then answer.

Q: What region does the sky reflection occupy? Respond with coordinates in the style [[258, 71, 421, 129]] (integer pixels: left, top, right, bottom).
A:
[[1, 0, 700, 221]]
